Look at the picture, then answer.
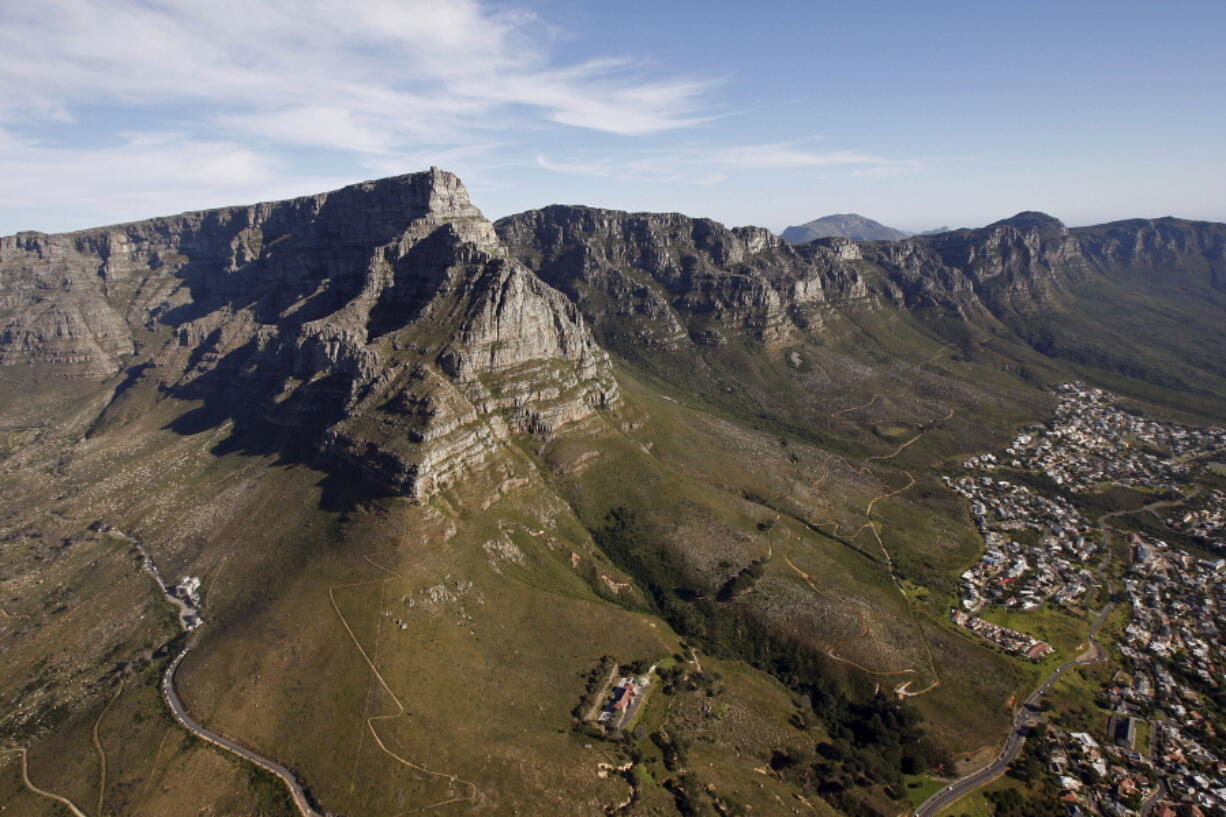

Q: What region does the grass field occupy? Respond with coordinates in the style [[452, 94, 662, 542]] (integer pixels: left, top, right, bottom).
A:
[[903, 773, 946, 809]]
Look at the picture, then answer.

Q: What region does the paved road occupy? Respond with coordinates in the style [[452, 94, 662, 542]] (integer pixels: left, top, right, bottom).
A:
[[161, 647, 325, 817], [124, 524, 325, 817], [1139, 779, 1166, 817], [915, 603, 1112, 817]]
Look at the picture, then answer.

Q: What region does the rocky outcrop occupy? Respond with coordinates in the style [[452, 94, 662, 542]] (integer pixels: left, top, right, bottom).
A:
[[494, 206, 882, 349], [497, 205, 1226, 374], [0, 169, 617, 498]]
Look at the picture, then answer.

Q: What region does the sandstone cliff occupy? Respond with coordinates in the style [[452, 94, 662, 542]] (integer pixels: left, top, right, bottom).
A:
[[494, 205, 881, 350], [0, 169, 617, 497], [499, 206, 1226, 347]]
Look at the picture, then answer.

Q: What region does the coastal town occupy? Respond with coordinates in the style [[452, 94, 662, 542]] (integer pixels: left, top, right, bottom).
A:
[[940, 384, 1226, 816]]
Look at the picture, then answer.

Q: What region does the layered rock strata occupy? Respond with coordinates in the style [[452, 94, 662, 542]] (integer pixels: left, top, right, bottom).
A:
[[0, 169, 617, 497], [497, 207, 1226, 344]]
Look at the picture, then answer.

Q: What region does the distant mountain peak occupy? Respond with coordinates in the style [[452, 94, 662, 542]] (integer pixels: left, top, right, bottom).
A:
[[987, 211, 1067, 235], [781, 213, 910, 243]]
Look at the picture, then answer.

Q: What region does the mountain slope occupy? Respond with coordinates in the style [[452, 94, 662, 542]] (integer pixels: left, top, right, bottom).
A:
[[781, 213, 912, 243], [0, 169, 617, 498], [3, 173, 1225, 817]]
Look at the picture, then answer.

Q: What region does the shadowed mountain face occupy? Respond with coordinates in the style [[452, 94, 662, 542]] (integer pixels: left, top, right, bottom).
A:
[[499, 206, 1226, 413], [3, 174, 1226, 817], [781, 213, 912, 243], [0, 169, 617, 498]]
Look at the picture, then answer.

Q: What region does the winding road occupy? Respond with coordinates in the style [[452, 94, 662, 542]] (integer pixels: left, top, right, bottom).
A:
[[117, 527, 326, 817], [161, 648, 324, 817], [914, 602, 1112, 817]]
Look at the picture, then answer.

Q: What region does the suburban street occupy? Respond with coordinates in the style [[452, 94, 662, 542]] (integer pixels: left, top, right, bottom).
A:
[[915, 603, 1112, 817]]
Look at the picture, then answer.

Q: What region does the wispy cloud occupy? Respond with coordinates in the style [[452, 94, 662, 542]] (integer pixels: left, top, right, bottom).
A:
[[0, 0, 723, 231], [536, 141, 922, 184], [0, 128, 350, 231], [0, 1, 718, 141], [712, 143, 883, 170]]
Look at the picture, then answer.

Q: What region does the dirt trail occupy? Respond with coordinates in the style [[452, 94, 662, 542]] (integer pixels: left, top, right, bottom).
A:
[[328, 551, 479, 812], [135, 728, 174, 808], [791, 404, 956, 696], [91, 681, 124, 817], [867, 407, 955, 463], [783, 554, 915, 677], [832, 394, 881, 418], [7, 747, 91, 817]]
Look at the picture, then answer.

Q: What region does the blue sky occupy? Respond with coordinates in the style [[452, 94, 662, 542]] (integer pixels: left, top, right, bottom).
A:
[[2, 0, 1224, 236]]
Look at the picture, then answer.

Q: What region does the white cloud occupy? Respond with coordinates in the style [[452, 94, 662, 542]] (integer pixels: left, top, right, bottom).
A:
[[0, 0, 726, 232], [713, 144, 883, 170], [0, 128, 349, 231], [536, 141, 920, 184], [0, 0, 717, 141]]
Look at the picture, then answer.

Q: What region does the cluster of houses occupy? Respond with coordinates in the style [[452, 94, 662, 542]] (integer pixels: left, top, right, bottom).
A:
[[1167, 490, 1226, 552], [969, 383, 1225, 494], [1122, 536, 1223, 678], [1035, 534, 1225, 816], [949, 609, 1054, 660], [1041, 726, 1159, 817], [1105, 533, 1225, 815], [945, 474, 1094, 612]]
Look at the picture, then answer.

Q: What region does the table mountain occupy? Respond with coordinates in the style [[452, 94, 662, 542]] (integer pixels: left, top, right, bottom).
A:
[[0, 168, 617, 498], [3, 170, 1225, 817]]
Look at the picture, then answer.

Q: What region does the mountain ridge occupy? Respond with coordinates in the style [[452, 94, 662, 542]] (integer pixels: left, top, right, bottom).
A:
[[0, 168, 619, 498]]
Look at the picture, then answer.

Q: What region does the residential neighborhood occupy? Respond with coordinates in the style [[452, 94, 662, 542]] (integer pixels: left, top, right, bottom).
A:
[[1167, 490, 1226, 552], [942, 384, 1226, 817], [979, 383, 1226, 494], [945, 473, 1095, 612]]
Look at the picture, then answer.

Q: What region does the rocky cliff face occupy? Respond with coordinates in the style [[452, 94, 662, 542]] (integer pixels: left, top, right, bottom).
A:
[[6, 173, 1223, 495], [0, 169, 617, 497], [494, 205, 881, 350], [497, 206, 1226, 351]]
